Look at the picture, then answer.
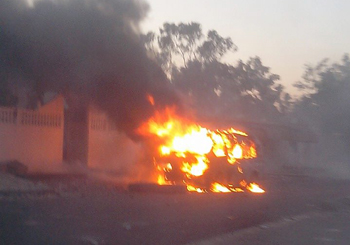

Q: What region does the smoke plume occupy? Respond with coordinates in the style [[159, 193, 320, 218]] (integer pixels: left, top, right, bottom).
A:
[[0, 0, 179, 138]]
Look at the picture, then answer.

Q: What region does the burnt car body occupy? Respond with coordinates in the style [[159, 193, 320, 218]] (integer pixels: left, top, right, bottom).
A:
[[155, 131, 262, 192]]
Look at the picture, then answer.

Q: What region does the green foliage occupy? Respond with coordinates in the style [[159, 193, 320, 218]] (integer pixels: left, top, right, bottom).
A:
[[142, 22, 237, 76], [293, 54, 350, 158], [173, 58, 286, 123], [142, 22, 291, 124], [197, 30, 237, 63]]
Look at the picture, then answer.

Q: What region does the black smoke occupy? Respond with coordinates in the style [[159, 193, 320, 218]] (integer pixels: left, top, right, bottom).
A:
[[0, 0, 179, 138]]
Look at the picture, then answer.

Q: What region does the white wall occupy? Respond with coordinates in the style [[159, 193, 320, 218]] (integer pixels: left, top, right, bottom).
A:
[[87, 108, 140, 174], [0, 96, 64, 171]]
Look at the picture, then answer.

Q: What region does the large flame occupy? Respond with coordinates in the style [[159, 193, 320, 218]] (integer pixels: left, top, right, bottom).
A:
[[138, 107, 264, 194]]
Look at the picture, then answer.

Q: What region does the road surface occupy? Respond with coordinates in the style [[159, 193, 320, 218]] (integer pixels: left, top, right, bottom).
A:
[[0, 174, 349, 245]]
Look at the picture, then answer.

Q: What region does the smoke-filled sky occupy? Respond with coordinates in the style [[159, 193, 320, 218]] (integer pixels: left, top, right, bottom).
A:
[[0, 0, 179, 138], [142, 0, 350, 96], [1, 0, 348, 134]]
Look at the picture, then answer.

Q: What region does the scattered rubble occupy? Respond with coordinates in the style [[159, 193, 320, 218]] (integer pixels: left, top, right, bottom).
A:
[[0, 160, 28, 176], [0, 173, 54, 199], [0, 173, 50, 192]]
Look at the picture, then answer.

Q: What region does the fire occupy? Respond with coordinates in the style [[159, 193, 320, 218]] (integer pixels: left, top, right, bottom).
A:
[[147, 94, 155, 106], [157, 174, 168, 185], [246, 183, 265, 193], [239, 180, 265, 193], [186, 184, 205, 193], [171, 127, 212, 155], [211, 183, 231, 193], [232, 144, 243, 159], [181, 156, 208, 177], [138, 107, 265, 194]]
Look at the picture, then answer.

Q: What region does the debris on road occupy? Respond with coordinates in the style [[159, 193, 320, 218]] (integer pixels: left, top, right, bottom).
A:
[[0, 160, 28, 176]]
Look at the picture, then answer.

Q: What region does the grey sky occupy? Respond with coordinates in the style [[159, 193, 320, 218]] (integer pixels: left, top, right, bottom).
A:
[[141, 0, 350, 96]]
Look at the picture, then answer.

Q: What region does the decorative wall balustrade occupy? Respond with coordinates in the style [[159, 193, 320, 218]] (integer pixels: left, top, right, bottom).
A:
[[0, 107, 63, 128]]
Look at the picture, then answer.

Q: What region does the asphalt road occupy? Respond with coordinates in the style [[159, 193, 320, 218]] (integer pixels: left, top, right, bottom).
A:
[[0, 175, 349, 245]]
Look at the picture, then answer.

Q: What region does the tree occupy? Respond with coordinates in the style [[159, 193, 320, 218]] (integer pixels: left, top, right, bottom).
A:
[[143, 22, 291, 125], [197, 30, 237, 63], [174, 57, 286, 122], [142, 22, 237, 77], [293, 54, 350, 160]]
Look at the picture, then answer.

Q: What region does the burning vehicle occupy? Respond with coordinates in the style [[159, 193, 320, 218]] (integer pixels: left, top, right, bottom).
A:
[[138, 105, 265, 194]]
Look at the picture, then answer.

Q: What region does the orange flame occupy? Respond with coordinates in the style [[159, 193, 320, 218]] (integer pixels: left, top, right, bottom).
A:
[[187, 184, 205, 193], [181, 156, 208, 177], [247, 183, 265, 193], [138, 108, 264, 193], [147, 94, 155, 106], [211, 183, 231, 193]]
